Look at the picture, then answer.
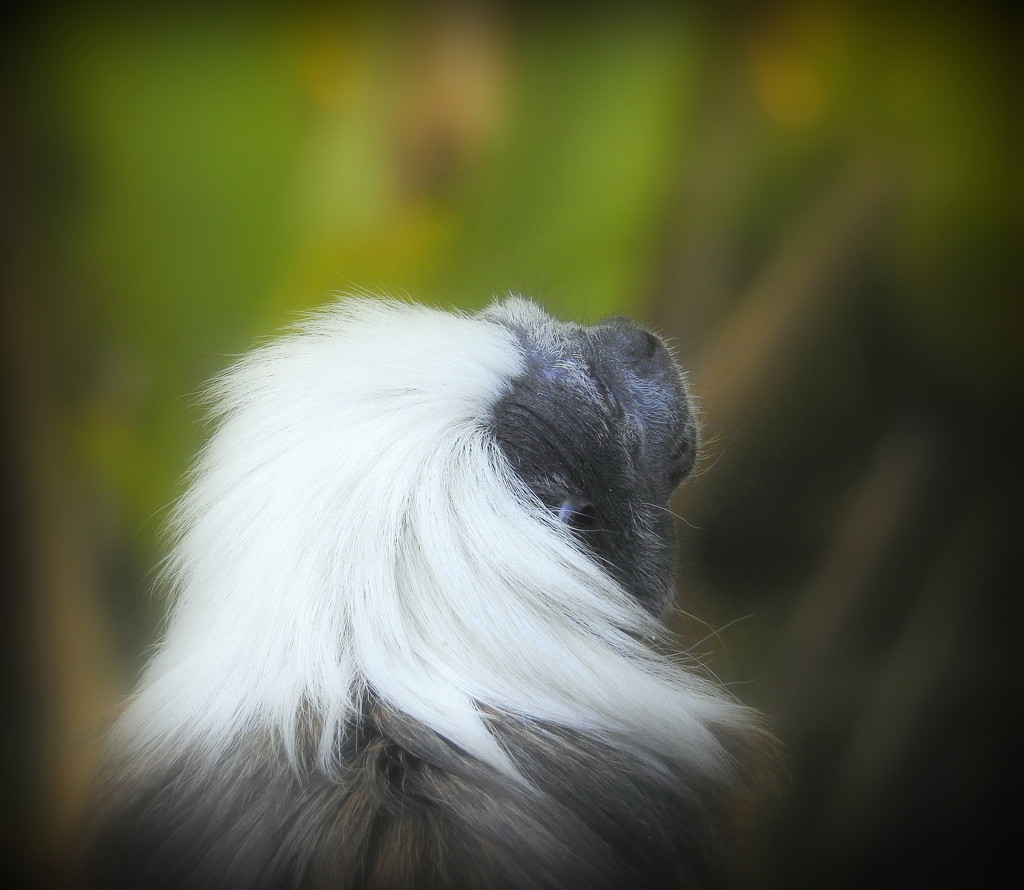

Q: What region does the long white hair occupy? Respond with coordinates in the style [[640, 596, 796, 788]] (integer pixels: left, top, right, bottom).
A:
[[113, 297, 749, 786]]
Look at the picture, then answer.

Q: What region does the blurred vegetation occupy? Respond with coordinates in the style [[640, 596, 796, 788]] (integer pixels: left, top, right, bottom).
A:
[[2, 2, 1018, 887]]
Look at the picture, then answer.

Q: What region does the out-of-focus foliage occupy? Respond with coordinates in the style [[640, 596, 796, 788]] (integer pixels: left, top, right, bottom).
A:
[[3, 2, 1017, 887]]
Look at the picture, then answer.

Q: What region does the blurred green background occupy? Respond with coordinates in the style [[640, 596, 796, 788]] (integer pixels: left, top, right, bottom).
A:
[[3, 2, 1018, 887]]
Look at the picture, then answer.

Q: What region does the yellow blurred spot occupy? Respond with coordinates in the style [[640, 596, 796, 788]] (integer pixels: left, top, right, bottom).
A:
[[751, 43, 825, 127], [746, 5, 850, 129], [293, 22, 365, 112]]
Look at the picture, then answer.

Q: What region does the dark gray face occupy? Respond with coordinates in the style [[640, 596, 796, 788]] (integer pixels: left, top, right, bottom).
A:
[[487, 306, 697, 614]]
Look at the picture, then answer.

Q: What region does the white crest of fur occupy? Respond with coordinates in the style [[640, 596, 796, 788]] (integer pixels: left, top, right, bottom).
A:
[[114, 297, 748, 782]]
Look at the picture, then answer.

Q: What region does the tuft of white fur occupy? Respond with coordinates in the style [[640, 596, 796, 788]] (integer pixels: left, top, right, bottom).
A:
[[114, 297, 748, 783]]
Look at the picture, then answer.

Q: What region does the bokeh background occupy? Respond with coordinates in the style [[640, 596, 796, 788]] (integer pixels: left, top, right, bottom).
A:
[[3, 2, 1018, 887]]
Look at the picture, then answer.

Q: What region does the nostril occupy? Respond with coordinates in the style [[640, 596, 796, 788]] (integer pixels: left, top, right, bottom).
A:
[[601, 317, 664, 362], [640, 330, 662, 358]]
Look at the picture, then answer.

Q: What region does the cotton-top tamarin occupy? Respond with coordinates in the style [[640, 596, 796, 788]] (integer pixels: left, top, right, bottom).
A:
[[81, 297, 773, 890]]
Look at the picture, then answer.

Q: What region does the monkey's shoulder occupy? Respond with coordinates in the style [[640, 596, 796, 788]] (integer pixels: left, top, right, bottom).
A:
[[81, 713, 748, 890]]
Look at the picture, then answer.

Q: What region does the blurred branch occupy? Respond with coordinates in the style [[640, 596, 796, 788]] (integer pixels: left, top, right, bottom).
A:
[[4, 292, 120, 852], [765, 417, 940, 728], [822, 485, 1002, 839], [647, 72, 761, 348], [2, 67, 119, 857], [690, 153, 894, 446]]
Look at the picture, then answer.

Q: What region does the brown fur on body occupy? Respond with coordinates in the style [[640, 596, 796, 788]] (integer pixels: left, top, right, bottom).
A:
[[80, 701, 771, 890]]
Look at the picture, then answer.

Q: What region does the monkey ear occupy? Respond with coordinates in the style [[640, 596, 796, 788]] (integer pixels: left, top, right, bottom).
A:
[[557, 500, 598, 530]]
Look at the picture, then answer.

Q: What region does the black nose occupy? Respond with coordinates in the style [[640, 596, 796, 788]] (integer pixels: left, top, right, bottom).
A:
[[597, 317, 666, 366], [587, 317, 695, 488]]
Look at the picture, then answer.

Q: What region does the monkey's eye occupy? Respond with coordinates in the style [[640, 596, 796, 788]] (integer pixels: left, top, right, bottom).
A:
[[557, 500, 598, 530]]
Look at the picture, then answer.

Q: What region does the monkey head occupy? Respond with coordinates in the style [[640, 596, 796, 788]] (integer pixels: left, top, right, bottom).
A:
[[485, 299, 698, 614]]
